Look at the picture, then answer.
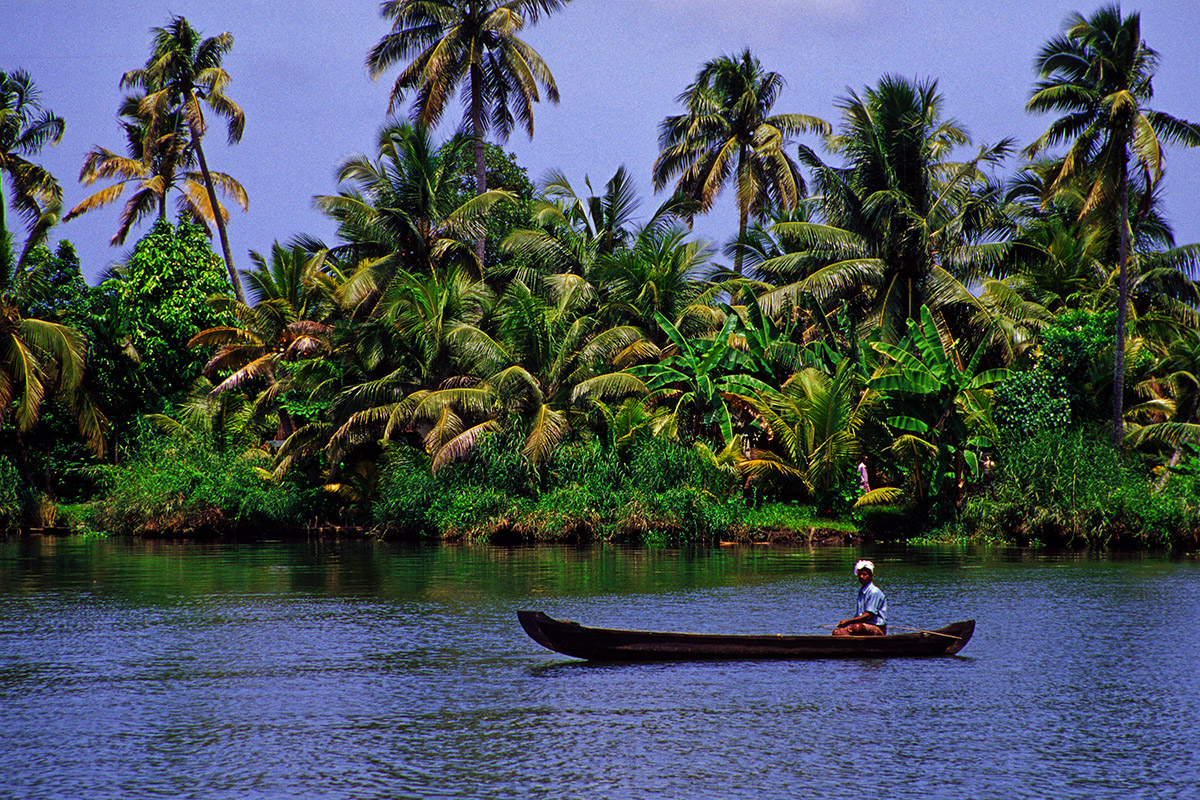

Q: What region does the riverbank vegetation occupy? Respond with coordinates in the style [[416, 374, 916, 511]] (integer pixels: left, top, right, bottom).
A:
[[3, 5, 1199, 549]]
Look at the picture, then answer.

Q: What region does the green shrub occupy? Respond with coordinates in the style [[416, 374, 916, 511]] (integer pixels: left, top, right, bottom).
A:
[[524, 484, 608, 541], [627, 437, 692, 494], [372, 435, 749, 544], [92, 434, 316, 535], [432, 432, 532, 498], [430, 489, 521, 541], [0, 454, 24, 532], [993, 370, 1072, 441], [953, 425, 1199, 547], [373, 447, 437, 534], [545, 440, 625, 501]]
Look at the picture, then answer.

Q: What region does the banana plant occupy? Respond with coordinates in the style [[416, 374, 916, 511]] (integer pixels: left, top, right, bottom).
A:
[[867, 305, 1009, 505]]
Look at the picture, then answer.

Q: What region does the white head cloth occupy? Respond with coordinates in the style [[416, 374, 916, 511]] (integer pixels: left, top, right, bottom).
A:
[[854, 559, 875, 574]]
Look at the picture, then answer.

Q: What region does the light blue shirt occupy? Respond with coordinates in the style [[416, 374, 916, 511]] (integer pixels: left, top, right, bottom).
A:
[[856, 581, 887, 628]]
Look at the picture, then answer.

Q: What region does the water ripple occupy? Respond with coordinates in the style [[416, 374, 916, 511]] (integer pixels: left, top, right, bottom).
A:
[[0, 539, 1196, 799]]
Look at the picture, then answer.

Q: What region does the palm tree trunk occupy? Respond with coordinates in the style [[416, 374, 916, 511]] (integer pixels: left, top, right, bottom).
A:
[[189, 116, 246, 304], [734, 146, 748, 276], [470, 67, 487, 267], [1112, 151, 1130, 447]]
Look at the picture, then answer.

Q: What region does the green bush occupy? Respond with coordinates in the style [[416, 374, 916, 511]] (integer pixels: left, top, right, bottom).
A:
[[546, 440, 624, 502], [0, 454, 24, 532], [371, 435, 747, 543], [1038, 310, 1114, 421], [373, 446, 437, 534], [430, 488, 521, 541], [628, 436, 714, 494], [953, 425, 1199, 547], [432, 432, 532, 498], [993, 370, 1072, 441], [92, 434, 316, 535]]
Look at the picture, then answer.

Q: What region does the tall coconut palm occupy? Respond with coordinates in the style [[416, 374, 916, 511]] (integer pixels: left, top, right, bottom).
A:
[[122, 16, 248, 303], [765, 76, 1013, 343], [0, 69, 64, 244], [367, 0, 572, 262], [65, 97, 247, 246], [1025, 4, 1200, 444], [652, 50, 829, 274]]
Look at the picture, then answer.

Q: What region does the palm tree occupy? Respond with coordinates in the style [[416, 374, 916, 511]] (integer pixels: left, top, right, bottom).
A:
[[122, 16, 248, 303], [327, 276, 641, 472], [765, 75, 1013, 343], [315, 122, 513, 314], [0, 240, 106, 454], [738, 361, 879, 500], [0, 69, 64, 245], [65, 97, 247, 245], [366, 0, 572, 262], [595, 223, 714, 336], [187, 246, 333, 442], [1126, 329, 1200, 489], [1025, 4, 1200, 444], [501, 166, 643, 280], [652, 50, 829, 274]]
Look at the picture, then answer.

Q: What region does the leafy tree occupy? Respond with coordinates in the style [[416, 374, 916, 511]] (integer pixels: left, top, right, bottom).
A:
[[447, 140, 535, 273], [992, 369, 1072, 442], [103, 218, 234, 407], [367, 0, 573, 261], [652, 50, 829, 274], [1038, 308, 1117, 420], [122, 16, 249, 302], [20, 241, 87, 318], [1025, 4, 1200, 444]]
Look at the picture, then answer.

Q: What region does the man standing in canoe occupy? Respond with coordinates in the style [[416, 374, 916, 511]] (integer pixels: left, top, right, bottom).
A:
[[832, 560, 887, 636]]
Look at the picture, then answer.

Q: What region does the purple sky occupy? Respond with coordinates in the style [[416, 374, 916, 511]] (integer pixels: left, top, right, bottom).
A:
[[6, 1, 1199, 284]]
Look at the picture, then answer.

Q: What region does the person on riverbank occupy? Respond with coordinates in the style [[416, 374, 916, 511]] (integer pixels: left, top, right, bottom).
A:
[[832, 560, 887, 636]]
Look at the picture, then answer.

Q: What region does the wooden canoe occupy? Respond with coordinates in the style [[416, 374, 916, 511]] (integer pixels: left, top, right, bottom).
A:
[[518, 611, 975, 661]]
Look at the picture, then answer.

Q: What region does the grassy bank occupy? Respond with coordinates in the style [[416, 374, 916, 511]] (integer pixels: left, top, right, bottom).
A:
[[10, 428, 1199, 552]]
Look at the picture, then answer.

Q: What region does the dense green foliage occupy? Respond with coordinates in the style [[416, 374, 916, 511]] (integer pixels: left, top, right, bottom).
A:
[[88, 432, 319, 536], [106, 218, 234, 405], [5, 6, 1200, 550], [373, 435, 740, 543], [952, 427, 1200, 547], [993, 371, 1072, 440]]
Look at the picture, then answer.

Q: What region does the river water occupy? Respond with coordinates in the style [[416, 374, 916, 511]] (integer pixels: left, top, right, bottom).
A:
[[0, 537, 1196, 800]]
